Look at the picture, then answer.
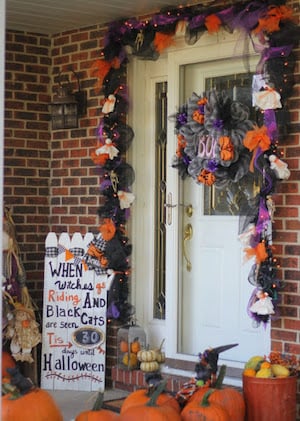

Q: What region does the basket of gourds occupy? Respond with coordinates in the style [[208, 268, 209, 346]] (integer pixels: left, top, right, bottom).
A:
[[117, 322, 146, 370]]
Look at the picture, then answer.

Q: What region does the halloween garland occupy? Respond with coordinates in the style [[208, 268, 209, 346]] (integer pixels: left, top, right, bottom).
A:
[[90, 0, 299, 324]]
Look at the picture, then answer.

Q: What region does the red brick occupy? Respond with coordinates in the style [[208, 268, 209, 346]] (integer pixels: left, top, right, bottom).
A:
[[285, 343, 300, 355], [284, 319, 300, 331], [271, 329, 297, 341]]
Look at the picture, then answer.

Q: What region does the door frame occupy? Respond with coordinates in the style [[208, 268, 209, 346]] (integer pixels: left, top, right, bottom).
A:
[[128, 30, 270, 381]]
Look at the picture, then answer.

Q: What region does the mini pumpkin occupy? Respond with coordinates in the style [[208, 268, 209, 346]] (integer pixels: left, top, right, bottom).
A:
[[122, 352, 138, 368], [243, 368, 256, 377], [119, 340, 129, 353], [140, 361, 160, 372], [137, 349, 157, 362], [130, 340, 141, 354]]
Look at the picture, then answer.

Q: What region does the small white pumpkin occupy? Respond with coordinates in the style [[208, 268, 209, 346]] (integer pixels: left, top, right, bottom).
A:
[[137, 349, 157, 362], [140, 361, 160, 372]]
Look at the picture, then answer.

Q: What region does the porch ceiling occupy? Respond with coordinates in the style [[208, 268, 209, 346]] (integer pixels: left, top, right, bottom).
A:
[[6, 0, 195, 35]]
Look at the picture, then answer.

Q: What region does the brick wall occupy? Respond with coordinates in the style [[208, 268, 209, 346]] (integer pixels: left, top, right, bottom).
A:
[[4, 31, 52, 309], [50, 26, 106, 235], [3, 0, 300, 413], [271, 0, 300, 357]]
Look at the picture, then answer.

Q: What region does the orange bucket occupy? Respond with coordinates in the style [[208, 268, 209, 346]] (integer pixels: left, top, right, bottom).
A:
[[243, 375, 297, 421]]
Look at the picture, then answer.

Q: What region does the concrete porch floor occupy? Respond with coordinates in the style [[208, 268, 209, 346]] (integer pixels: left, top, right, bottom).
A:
[[48, 388, 129, 421]]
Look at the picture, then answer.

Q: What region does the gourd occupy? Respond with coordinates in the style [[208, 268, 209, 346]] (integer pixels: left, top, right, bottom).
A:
[[120, 381, 180, 414], [75, 392, 119, 420], [137, 349, 157, 362], [181, 389, 230, 421], [243, 368, 256, 377], [187, 365, 245, 421], [122, 352, 138, 368], [137, 339, 166, 364], [119, 340, 128, 353], [119, 381, 181, 421], [130, 340, 141, 354], [154, 339, 166, 363], [2, 387, 63, 421], [140, 361, 160, 372]]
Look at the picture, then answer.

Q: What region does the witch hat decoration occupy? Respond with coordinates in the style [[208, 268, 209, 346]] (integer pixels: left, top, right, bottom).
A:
[[195, 343, 238, 386]]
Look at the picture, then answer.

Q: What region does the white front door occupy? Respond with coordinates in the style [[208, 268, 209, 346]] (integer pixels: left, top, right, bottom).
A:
[[130, 31, 270, 376]]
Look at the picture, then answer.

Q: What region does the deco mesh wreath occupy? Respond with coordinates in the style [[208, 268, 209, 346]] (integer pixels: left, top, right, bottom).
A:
[[172, 90, 255, 188]]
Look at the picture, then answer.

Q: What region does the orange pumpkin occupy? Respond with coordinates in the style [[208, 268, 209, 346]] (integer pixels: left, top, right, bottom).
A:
[[119, 340, 129, 353], [260, 361, 271, 369], [120, 386, 180, 414], [119, 381, 181, 421], [130, 340, 141, 354], [2, 387, 63, 421], [75, 392, 119, 421], [120, 404, 181, 421], [2, 351, 16, 378], [243, 368, 256, 377], [181, 389, 230, 421], [205, 387, 245, 420], [188, 365, 245, 421], [122, 352, 138, 368]]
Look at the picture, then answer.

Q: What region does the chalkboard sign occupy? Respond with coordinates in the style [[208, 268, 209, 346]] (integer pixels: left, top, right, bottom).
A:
[[41, 232, 107, 392], [73, 327, 104, 348]]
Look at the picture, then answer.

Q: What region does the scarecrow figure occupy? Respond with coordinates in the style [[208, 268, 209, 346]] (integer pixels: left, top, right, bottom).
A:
[[2, 207, 41, 363], [5, 304, 41, 363]]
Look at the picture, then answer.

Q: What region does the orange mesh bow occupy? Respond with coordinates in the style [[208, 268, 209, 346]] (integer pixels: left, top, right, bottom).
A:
[[205, 14, 222, 33], [253, 6, 294, 34], [154, 32, 176, 53], [90, 59, 112, 91], [193, 110, 205, 124], [243, 126, 271, 172], [176, 134, 187, 158], [244, 242, 268, 264], [99, 218, 116, 241], [219, 136, 234, 161]]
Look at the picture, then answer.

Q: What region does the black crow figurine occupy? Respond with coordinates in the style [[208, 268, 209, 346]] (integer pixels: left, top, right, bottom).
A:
[[195, 343, 238, 387]]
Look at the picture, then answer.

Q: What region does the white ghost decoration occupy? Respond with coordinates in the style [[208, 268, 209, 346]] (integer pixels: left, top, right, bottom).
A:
[[95, 139, 119, 160], [102, 94, 116, 114], [250, 291, 275, 315], [254, 87, 282, 110], [117, 190, 135, 209], [269, 154, 290, 180]]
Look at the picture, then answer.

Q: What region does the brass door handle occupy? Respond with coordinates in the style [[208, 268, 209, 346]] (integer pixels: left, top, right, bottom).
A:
[[183, 223, 193, 272]]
